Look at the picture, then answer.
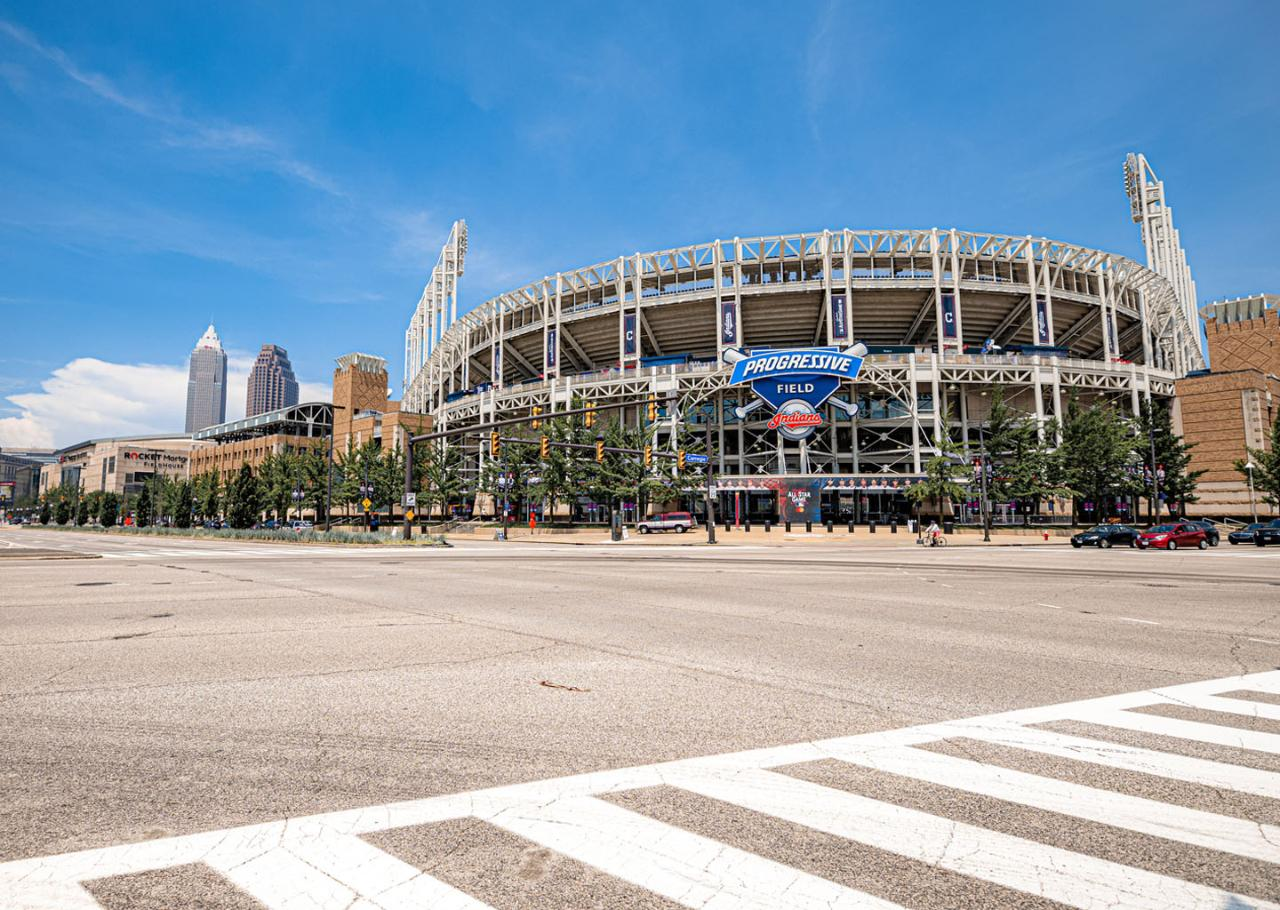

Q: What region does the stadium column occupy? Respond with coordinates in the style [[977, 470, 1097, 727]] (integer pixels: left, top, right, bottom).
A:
[[948, 228, 965, 349], [1137, 289, 1154, 368], [842, 229, 854, 338], [1097, 259, 1116, 361], [615, 256, 626, 369], [1040, 238, 1056, 345], [821, 230, 834, 346], [1029, 238, 1039, 345], [631, 254, 644, 366], [541, 277, 551, 377], [930, 229, 948, 355], [909, 353, 922, 474], [552, 272, 563, 380]]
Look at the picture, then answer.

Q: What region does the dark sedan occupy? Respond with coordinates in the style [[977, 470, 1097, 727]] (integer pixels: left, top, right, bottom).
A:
[[1229, 523, 1266, 545], [1255, 520, 1280, 547], [1071, 524, 1140, 548]]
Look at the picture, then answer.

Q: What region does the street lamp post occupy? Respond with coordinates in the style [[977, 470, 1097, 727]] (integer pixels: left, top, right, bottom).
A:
[[1246, 461, 1257, 524], [977, 425, 991, 543]]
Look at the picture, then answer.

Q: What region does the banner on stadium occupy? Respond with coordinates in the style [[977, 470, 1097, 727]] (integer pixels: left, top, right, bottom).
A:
[[623, 313, 637, 356], [720, 300, 737, 345], [546, 328, 557, 368], [1035, 296, 1050, 344], [725, 345, 864, 441], [941, 294, 958, 339], [493, 345, 502, 385], [830, 293, 849, 340]]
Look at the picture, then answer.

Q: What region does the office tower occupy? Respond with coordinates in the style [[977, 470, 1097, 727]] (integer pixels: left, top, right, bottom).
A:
[[245, 344, 300, 417], [185, 324, 228, 433]]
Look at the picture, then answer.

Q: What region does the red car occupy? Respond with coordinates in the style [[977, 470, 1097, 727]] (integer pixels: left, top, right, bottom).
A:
[[1137, 523, 1208, 551]]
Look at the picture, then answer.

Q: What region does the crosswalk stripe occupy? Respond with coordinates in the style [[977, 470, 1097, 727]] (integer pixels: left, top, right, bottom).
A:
[[6, 669, 1280, 909], [1082, 708, 1280, 754], [667, 765, 1280, 910], [946, 723, 1280, 799], [820, 741, 1280, 863], [1173, 693, 1280, 722], [487, 795, 905, 910], [204, 825, 488, 910]]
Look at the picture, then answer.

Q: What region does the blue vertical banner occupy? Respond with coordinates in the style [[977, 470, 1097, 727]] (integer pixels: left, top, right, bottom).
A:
[[493, 345, 502, 385], [1035, 296, 1050, 344], [830, 293, 849, 340], [546, 328, 557, 369], [720, 299, 738, 345], [940, 293, 958, 339], [623, 313, 637, 356], [1107, 312, 1117, 355]]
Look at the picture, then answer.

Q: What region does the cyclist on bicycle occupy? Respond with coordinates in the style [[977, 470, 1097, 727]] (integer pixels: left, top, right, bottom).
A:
[[926, 520, 941, 547]]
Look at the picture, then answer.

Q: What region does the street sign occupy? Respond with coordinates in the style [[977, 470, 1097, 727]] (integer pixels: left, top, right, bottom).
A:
[[362, 497, 372, 510], [684, 453, 709, 465], [406, 509, 415, 521], [403, 492, 417, 507]]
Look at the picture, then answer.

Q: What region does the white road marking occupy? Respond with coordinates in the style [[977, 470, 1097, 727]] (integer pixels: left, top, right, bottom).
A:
[[1248, 637, 1280, 645], [489, 795, 900, 910], [1117, 616, 1161, 625], [670, 765, 1261, 910], [1037, 602, 1061, 609], [3, 671, 1280, 909]]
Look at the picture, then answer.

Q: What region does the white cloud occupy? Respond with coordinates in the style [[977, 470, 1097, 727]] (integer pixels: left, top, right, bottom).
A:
[[0, 356, 330, 450]]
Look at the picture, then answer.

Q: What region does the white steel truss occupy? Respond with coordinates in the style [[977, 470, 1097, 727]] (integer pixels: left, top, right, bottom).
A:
[[1124, 154, 1200, 357], [403, 219, 468, 395]]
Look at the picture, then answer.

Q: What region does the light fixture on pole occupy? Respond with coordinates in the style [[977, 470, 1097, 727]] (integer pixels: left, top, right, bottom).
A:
[[1246, 461, 1257, 524]]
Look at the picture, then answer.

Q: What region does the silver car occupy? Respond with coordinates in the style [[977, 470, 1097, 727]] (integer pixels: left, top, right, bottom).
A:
[[636, 511, 694, 534]]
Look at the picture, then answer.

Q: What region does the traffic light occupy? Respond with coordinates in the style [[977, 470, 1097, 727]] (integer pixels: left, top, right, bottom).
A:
[[539, 435, 550, 459], [677, 449, 686, 471], [643, 445, 653, 469], [489, 431, 500, 458], [595, 435, 605, 463], [584, 401, 595, 429], [531, 405, 542, 429], [646, 397, 658, 422]]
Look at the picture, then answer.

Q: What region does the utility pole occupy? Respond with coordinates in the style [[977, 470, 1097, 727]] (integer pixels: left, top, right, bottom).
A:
[[1148, 420, 1160, 524], [978, 426, 990, 543]]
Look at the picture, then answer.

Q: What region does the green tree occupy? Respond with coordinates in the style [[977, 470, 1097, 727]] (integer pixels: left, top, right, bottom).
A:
[[373, 444, 404, 515], [225, 463, 262, 529], [174, 481, 194, 528], [1137, 399, 1202, 520], [418, 439, 465, 520], [97, 492, 119, 528], [38, 497, 52, 525], [134, 483, 152, 527], [582, 418, 671, 524], [906, 413, 967, 523], [299, 446, 329, 521], [75, 495, 90, 526], [980, 387, 1073, 526], [1236, 410, 1280, 511], [258, 452, 298, 521], [1056, 395, 1141, 524]]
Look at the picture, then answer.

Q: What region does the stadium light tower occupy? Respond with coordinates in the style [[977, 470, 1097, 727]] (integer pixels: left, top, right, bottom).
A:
[[403, 219, 468, 404], [1124, 154, 1201, 357]]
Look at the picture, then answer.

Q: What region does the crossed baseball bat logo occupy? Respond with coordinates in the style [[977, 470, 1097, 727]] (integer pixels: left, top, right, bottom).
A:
[[723, 342, 866, 420]]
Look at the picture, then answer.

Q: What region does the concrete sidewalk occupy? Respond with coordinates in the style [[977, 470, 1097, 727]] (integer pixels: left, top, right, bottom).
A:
[[466, 524, 1070, 547]]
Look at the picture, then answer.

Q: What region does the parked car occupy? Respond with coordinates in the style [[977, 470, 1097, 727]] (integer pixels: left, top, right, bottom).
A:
[[1137, 523, 1208, 550], [1229, 523, 1266, 545], [636, 511, 695, 534], [1071, 524, 1140, 548], [1255, 519, 1280, 547], [1184, 518, 1220, 546], [290, 520, 314, 533]]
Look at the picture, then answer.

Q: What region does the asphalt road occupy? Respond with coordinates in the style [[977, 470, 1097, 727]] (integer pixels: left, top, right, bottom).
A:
[[2, 527, 1279, 908]]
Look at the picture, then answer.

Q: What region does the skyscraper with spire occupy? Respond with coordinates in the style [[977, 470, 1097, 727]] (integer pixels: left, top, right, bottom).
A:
[[185, 324, 228, 433]]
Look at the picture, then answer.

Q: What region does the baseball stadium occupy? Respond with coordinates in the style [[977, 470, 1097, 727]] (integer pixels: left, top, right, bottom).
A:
[[401, 160, 1206, 525]]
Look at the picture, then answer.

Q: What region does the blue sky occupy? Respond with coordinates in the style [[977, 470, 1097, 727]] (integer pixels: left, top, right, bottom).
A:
[[1, 1, 1277, 447]]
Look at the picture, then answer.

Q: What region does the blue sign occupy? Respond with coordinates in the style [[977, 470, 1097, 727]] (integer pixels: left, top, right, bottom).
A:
[[830, 293, 849, 340], [1035, 296, 1050, 344], [941, 293, 957, 339], [726, 345, 864, 440], [720, 299, 737, 344], [684, 453, 709, 465], [494, 345, 503, 384], [546, 328, 557, 368], [623, 313, 637, 356]]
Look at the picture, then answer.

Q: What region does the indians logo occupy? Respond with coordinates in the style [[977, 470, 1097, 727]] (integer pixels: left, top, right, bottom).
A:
[[724, 343, 866, 441]]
